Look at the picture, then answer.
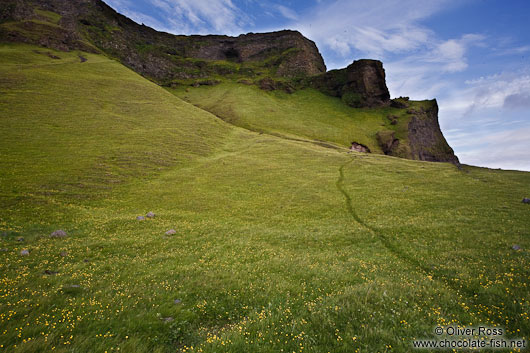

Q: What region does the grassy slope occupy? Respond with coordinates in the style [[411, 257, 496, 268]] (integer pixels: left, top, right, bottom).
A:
[[0, 44, 529, 353], [170, 83, 428, 154]]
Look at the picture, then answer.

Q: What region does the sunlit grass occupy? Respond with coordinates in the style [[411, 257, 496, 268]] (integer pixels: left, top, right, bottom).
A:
[[0, 44, 529, 353]]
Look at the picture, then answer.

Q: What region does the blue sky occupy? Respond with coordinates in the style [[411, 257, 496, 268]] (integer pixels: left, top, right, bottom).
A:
[[104, 0, 530, 171]]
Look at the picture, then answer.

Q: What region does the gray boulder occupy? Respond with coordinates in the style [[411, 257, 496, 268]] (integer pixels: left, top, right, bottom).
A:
[[146, 212, 156, 218], [165, 229, 176, 236], [523, 198, 530, 204], [50, 230, 67, 238]]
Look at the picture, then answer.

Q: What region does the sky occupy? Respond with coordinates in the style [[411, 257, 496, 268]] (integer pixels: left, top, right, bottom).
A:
[[104, 0, 530, 171]]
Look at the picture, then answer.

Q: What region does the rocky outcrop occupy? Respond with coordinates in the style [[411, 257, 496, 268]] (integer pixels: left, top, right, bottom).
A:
[[350, 142, 371, 153], [186, 31, 326, 77], [310, 59, 390, 108], [406, 100, 459, 164], [374, 101, 459, 163]]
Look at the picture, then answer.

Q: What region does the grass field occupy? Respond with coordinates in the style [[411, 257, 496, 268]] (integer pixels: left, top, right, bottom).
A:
[[170, 83, 430, 155], [0, 44, 529, 353]]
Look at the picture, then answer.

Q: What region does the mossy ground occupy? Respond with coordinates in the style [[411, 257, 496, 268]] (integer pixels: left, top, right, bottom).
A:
[[0, 44, 529, 353]]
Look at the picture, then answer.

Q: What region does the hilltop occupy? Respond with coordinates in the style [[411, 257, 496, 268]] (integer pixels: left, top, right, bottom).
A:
[[1, 0, 458, 163]]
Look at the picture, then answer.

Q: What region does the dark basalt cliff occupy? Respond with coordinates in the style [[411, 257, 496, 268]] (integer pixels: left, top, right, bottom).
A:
[[310, 60, 390, 108], [0, 0, 326, 82], [0, 0, 458, 164], [407, 101, 459, 164]]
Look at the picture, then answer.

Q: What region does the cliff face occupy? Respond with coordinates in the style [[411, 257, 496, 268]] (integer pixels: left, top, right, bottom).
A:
[[407, 101, 459, 164], [0, 0, 326, 82], [0, 0, 459, 164], [310, 60, 391, 108]]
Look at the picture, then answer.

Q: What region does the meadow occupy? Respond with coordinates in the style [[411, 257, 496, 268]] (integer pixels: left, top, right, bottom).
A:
[[0, 44, 529, 353]]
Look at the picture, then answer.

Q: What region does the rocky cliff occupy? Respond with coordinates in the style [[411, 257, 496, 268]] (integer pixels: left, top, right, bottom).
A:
[[0, 0, 326, 82], [407, 101, 459, 164], [309, 60, 390, 108], [0, 0, 458, 164]]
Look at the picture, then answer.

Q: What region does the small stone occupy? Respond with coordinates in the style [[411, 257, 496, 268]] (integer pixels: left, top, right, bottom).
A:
[[0, 248, 8, 252], [174, 299, 182, 305], [162, 317, 174, 322], [512, 245, 522, 251], [16, 237, 24, 242], [146, 212, 155, 218], [522, 198, 530, 204], [60, 251, 68, 257], [20, 249, 29, 256], [136, 216, 146, 221], [165, 229, 177, 236], [83, 259, 90, 263], [50, 230, 67, 238]]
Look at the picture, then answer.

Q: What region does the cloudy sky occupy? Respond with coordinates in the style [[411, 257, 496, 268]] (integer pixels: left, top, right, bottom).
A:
[[104, 0, 530, 171]]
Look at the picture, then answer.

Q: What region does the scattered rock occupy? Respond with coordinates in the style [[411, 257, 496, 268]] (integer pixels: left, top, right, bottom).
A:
[[146, 212, 155, 219], [522, 198, 530, 204], [174, 299, 182, 305], [79, 55, 87, 63], [43, 270, 59, 275], [165, 229, 177, 236], [376, 130, 400, 155], [162, 317, 174, 323], [50, 230, 67, 238], [16, 237, 24, 242], [387, 115, 399, 125], [350, 142, 371, 153], [191, 79, 220, 87], [390, 98, 409, 109], [60, 251, 68, 257], [83, 259, 90, 263], [46, 52, 61, 60], [237, 79, 253, 85], [20, 249, 29, 256], [0, 248, 8, 252], [69, 285, 81, 288], [512, 245, 522, 251], [136, 216, 146, 221], [258, 78, 295, 93]]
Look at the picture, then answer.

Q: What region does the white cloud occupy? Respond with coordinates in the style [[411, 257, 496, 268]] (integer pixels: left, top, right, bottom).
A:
[[448, 127, 530, 171], [106, 0, 252, 35], [440, 71, 530, 120], [292, 0, 454, 61], [274, 5, 298, 21]]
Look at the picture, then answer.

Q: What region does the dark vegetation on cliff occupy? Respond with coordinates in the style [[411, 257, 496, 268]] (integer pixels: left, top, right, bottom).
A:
[[0, 0, 458, 164]]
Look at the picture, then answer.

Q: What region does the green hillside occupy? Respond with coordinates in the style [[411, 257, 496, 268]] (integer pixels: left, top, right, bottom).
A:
[[171, 83, 430, 155], [1, 44, 529, 353]]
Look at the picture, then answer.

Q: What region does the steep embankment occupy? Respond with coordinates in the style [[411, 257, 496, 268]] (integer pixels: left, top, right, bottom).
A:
[[0, 44, 232, 221]]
